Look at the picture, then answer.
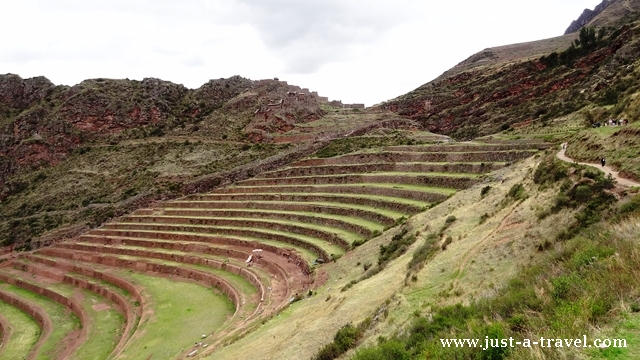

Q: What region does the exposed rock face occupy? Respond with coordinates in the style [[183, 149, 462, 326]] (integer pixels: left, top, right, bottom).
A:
[[565, 0, 616, 34], [385, 23, 640, 139], [0, 74, 328, 190]]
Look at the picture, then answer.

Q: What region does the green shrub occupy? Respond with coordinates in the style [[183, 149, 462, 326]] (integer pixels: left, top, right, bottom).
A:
[[479, 213, 490, 224], [378, 229, 415, 265], [407, 233, 438, 272], [480, 186, 491, 198], [313, 322, 367, 360], [506, 184, 528, 201], [534, 160, 568, 185], [441, 236, 453, 250]]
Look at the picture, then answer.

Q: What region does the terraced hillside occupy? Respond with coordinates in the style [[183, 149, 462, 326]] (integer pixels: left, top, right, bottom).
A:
[[0, 141, 548, 359]]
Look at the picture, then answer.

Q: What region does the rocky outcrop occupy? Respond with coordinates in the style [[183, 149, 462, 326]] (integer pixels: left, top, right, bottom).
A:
[[385, 22, 638, 139], [565, 0, 616, 34], [0, 74, 327, 191]]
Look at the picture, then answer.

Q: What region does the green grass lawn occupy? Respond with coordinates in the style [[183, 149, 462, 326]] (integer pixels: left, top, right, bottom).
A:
[[0, 283, 80, 360], [588, 313, 640, 359], [71, 244, 260, 300], [1, 265, 124, 360], [113, 271, 234, 360], [0, 299, 41, 359], [67, 290, 123, 360]]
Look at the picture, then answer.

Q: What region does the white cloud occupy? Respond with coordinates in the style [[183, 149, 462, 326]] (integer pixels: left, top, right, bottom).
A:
[[0, 0, 601, 105]]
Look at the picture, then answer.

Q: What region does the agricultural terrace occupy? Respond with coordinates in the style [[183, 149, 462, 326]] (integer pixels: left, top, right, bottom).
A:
[[0, 140, 548, 359]]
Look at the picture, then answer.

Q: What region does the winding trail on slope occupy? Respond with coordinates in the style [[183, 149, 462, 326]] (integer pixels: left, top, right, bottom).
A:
[[557, 143, 640, 187]]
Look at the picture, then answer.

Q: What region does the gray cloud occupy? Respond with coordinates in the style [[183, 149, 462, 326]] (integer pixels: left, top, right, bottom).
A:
[[230, 0, 418, 73]]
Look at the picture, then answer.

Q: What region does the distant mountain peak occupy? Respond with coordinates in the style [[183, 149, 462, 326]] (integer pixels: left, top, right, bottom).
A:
[[565, 0, 616, 34]]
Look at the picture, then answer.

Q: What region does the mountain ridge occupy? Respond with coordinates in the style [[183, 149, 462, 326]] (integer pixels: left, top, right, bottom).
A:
[[565, 0, 616, 34]]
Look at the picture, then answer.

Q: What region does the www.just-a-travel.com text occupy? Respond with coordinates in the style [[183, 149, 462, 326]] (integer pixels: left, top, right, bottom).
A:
[[440, 336, 626, 350]]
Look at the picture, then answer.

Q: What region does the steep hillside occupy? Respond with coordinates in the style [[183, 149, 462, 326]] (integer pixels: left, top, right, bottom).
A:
[[0, 74, 329, 189], [1, 3, 640, 360], [387, 4, 640, 141], [1, 75, 390, 248]]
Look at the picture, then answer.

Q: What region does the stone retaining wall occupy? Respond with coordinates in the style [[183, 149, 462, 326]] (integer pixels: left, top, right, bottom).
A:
[[79, 236, 249, 260], [126, 211, 373, 238], [0, 271, 88, 358], [0, 315, 8, 354], [384, 143, 548, 152], [163, 203, 396, 227], [104, 221, 352, 252], [292, 150, 537, 167], [24, 250, 243, 315], [82, 231, 320, 268], [50, 244, 266, 303], [186, 193, 428, 215], [0, 289, 52, 359], [32, 250, 145, 315], [14, 259, 137, 356], [237, 173, 480, 190], [73, 237, 291, 285], [260, 162, 504, 178], [213, 185, 447, 203]]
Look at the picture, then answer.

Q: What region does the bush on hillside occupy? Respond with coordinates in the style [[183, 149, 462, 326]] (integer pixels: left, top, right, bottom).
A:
[[506, 183, 527, 201]]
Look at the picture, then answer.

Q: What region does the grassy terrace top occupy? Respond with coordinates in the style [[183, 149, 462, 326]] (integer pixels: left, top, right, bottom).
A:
[[245, 172, 483, 179], [188, 191, 436, 208], [82, 232, 320, 264], [134, 208, 385, 232], [275, 161, 508, 169], [317, 149, 539, 156], [165, 201, 407, 219], [105, 223, 347, 256], [222, 183, 457, 195], [383, 143, 547, 150], [119, 215, 365, 244]]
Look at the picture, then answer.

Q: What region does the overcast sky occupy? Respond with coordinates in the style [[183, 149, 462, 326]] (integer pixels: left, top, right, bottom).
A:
[[1, 0, 599, 106]]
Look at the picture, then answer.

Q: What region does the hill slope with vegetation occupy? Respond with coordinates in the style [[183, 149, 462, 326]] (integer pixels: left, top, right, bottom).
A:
[[1, 2, 640, 360]]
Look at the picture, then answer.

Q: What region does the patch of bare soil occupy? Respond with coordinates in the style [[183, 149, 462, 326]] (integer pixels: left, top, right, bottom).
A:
[[92, 302, 112, 312]]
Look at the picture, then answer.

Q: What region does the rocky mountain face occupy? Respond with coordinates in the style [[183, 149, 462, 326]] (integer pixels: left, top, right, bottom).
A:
[[565, 0, 616, 34], [0, 74, 325, 193], [385, 18, 640, 139]]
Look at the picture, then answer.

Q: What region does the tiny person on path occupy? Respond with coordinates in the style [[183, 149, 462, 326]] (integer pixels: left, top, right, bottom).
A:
[[601, 158, 606, 167]]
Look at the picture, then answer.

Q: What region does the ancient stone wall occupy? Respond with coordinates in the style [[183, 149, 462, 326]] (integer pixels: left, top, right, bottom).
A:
[[385, 143, 549, 152], [0, 289, 52, 358], [214, 185, 446, 203], [187, 193, 429, 215], [125, 213, 371, 240], [83, 231, 318, 269], [164, 204, 395, 227], [15, 259, 136, 355], [292, 150, 537, 167], [261, 162, 504, 178], [103, 221, 351, 252], [237, 173, 479, 190], [49, 244, 265, 303], [0, 270, 88, 357]]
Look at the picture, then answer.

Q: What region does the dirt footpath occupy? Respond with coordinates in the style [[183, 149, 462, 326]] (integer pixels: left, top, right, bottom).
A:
[[557, 143, 640, 187]]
